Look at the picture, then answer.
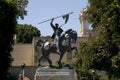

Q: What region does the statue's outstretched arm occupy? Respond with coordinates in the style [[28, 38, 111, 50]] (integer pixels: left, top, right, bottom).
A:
[[50, 18, 54, 26]]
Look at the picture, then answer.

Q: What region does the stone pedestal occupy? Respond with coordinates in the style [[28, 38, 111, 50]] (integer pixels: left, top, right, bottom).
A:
[[34, 67, 77, 80]]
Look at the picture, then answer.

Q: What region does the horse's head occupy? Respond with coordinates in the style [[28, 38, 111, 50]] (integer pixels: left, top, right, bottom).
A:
[[64, 29, 77, 43], [36, 39, 44, 47]]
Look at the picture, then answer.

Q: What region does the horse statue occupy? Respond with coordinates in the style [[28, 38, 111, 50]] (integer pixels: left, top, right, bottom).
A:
[[36, 29, 78, 68]]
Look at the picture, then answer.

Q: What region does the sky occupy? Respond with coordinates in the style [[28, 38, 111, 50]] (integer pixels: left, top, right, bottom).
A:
[[18, 0, 88, 36]]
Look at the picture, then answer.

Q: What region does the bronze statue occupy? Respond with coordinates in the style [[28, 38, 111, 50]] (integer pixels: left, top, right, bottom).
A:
[[50, 18, 63, 54], [37, 12, 77, 68], [36, 29, 78, 68]]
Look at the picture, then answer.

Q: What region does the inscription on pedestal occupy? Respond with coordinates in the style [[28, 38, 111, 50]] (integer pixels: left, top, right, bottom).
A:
[[34, 68, 77, 80]]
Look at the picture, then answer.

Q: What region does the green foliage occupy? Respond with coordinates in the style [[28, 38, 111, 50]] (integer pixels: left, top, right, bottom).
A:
[[16, 0, 28, 19], [16, 24, 41, 43], [75, 0, 120, 79], [0, 0, 17, 79], [6, 0, 28, 19], [75, 68, 100, 80], [0, 0, 28, 79], [87, 0, 120, 79]]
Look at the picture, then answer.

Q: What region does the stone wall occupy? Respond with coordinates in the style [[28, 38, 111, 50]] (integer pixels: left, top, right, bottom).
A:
[[10, 66, 36, 80], [11, 44, 34, 66]]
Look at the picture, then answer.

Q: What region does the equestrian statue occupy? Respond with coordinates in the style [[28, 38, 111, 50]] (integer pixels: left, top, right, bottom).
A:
[[36, 14, 78, 68]]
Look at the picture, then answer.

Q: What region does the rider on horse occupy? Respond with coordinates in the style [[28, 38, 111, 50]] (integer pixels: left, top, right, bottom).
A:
[[50, 18, 63, 54]]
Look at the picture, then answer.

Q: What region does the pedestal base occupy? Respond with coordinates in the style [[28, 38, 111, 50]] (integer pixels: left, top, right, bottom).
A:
[[34, 67, 77, 80]]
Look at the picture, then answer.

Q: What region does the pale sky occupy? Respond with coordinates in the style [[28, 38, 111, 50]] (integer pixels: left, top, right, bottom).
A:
[[18, 0, 88, 36]]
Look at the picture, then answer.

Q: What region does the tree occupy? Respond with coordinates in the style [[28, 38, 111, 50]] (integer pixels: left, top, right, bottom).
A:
[[16, 24, 41, 43], [75, 0, 120, 79], [6, 0, 28, 19], [16, 0, 28, 19], [0, 0, 28, 79]]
